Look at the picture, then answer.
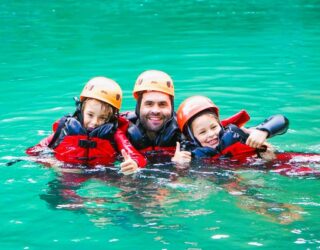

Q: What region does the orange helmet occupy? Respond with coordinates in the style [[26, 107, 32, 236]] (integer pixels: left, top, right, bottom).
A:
[[176, 96, 219, 132], [133, 70, 174, 99], [80, 77, 122, 110]]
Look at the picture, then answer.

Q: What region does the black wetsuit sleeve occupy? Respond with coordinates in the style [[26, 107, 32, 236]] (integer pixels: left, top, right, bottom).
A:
[[255, 115, 289, 138]]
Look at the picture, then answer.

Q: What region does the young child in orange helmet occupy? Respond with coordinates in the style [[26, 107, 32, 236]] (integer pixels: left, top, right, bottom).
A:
[[26, 77, 146, 174], [172, 95, 289, 165]]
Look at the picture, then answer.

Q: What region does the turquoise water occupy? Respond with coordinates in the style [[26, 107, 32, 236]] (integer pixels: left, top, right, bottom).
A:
[[1, 1, 320, 249]]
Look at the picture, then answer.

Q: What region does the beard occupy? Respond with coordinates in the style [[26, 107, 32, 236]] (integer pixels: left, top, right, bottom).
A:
[[140, 113, 170, 132]]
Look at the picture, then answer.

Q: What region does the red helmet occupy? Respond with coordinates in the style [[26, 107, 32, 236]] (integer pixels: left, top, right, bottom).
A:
[[176, 96, 219, 132]]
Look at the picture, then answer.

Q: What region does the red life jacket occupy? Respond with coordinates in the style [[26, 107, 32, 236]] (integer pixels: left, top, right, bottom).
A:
[[201, 142, 258, 164], [220, 142, 258, 160], [26, 115, 147, 168], [50, 116, 117, 167], [54, 135, 117, 166]]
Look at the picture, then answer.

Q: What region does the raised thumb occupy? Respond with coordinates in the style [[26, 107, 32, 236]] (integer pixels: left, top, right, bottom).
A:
[[175, 141, 181, 153], [121, 149, 130, 160]]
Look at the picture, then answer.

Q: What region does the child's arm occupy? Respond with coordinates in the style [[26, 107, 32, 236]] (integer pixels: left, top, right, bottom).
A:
[[25, 118, 64, 156], [244, 129, 268, 148], [114, 117, 147, 174], [244, 115, 289, 148], [25, 134, 54, 156]]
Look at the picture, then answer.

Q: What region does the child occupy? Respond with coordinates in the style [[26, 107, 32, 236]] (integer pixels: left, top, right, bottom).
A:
[[26, 77, 146, 174], [172, 95, 289, 164]]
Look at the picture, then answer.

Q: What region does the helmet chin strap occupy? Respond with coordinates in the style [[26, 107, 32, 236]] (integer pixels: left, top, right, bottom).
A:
[[135, 94, 142, 117], [73, 97, 84, 124], [186, 125, 201, 147]]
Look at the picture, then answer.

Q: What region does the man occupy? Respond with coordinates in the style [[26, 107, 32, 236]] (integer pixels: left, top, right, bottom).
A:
[[122, 70, 181, 164]]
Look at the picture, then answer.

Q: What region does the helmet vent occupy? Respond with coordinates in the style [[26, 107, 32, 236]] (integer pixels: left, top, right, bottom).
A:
[[87, 85, 94, 91]]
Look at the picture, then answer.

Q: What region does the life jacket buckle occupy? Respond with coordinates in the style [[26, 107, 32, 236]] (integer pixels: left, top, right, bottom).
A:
[[78, 139, 97, 148]]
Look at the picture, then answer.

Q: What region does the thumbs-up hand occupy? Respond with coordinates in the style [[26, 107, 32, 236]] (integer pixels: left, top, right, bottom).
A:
[[120, 149, 138, 175], [171, 142, 192, 166]]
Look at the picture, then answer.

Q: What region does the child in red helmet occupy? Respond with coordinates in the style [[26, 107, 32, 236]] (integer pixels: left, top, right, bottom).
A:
[[172, 95, 289, 165]]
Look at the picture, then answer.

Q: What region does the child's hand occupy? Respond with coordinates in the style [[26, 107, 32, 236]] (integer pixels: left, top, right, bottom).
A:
[[245, 128, 268, 148], [120, 149, 138, 175], [171, 142, 192, 166], [258, 142, 276, 160]]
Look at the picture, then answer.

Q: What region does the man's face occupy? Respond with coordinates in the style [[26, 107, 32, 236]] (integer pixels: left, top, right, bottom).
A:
[[139, 91, 172, 132]]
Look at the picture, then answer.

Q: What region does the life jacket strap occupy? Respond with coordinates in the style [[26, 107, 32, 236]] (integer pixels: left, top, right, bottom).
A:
[[48, 116, 68, 149], [78, 139, 97, 148], [77, 156, 97, 161]]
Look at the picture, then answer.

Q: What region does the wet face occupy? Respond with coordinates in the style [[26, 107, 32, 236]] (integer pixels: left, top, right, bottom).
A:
[[82, 99, 113, 131], [191, 113, 221, 148], [139, 91, 172, 132]]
